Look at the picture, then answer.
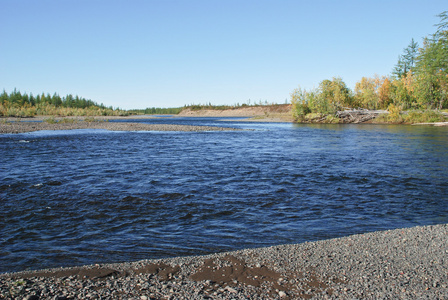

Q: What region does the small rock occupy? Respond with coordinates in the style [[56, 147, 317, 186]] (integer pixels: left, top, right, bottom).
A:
[[279, 291, 287, 298], [225, 286, 237, 293]]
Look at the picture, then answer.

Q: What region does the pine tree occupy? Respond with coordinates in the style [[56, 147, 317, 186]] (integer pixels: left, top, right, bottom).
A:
[[393, 39, 419, 78]]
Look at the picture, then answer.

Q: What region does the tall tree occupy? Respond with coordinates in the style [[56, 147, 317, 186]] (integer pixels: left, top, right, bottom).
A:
[[432, 11, 448, 73], [414, 11, 448, 109], [393, 38, 419, 78], [354, 77, 378, 109], [316, 77, 352, 113]]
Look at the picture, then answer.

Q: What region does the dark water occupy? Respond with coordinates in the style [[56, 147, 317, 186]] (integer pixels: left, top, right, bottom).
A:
[[1, 118, 447, 273]]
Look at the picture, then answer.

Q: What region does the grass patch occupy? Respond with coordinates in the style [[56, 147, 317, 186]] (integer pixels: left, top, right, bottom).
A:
[[304, 113, 324, 121], [43, 116, 57, 124], [325, 115, 341, 123], [59, 118, 77, 123], [376, 109, 446, 124], [404, 110, 446, 123], [84, 117, 107, 122]]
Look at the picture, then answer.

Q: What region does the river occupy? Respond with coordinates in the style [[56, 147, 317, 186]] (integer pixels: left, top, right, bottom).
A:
[[1, 117, 447, 273]]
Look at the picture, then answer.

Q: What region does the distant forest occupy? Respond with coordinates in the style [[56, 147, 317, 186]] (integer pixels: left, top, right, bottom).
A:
[[0, 89, 128, 117], [127, 107, 184, 115], [291, 11, 448, 122], [0, 89, 285, 118]]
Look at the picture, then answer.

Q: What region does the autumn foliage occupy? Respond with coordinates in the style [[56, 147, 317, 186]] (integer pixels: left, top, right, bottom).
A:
[[291, 11, 448, 121]]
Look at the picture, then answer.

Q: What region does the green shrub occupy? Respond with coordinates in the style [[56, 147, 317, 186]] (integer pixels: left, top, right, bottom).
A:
[[293, 102, 311, 120], [59, 118, 76, 123], [385, 104, 404, 123], [404, 110, 446, 123], [43, 116, 57, 124], [325, 115, 341, 123], [84, 117, 96, 122]]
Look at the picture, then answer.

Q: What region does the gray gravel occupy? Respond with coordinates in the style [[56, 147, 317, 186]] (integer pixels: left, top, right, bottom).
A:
[[1, 224, 447, 299], [0, 121, 240, 134]]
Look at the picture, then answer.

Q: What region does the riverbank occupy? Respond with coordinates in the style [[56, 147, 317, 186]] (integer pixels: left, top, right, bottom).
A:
[[178, 104, 294, 122], [1, 224, 446, 299], [0, 120, 241, 134], [177, 106, 448, 125]]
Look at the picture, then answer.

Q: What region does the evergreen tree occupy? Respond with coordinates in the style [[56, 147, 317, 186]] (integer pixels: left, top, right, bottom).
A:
[[51, 93, 62, 107], [393, 38, 419, 78], [414, 11, 448, 109], [29, 93, 36, 106], [0, 90, 8, 104]]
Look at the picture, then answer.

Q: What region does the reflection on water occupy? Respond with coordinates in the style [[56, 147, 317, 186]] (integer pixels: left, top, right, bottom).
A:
[[1, 118, 447, 273]]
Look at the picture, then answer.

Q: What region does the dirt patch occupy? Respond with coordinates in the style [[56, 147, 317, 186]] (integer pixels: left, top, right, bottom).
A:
[[133, 263, 181, 281], [190, 254, 330, 299]]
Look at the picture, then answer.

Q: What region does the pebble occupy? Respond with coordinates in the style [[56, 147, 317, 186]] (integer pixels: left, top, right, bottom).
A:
[[0, 224, 446, 299], [0, 121, 241, 134]]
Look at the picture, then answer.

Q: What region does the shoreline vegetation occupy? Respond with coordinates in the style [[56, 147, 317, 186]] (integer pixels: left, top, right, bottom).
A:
[[1, 224, 447, 299], [290, 12, 448, 126], [1, 106, 447, 135]]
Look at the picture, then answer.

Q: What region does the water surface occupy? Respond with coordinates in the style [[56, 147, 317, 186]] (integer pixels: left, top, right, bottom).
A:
[[1, 118, 447, 273]]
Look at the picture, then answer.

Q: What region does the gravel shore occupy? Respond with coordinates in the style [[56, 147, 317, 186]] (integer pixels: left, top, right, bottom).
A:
[[0, 120, 240, 134], [1, 224, 446, 299]]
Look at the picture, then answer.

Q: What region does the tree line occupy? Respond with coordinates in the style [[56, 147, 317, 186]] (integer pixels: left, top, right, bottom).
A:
[[0, 89, 128, 117], [129, 102, 289, 115], [128, 107, 184, 115], [291, 11, 448, 122]]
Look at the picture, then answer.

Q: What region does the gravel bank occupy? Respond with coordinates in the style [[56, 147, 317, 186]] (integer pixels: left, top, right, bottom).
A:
[[1, 224, 446, 299], [0, 121, 240, 134], [178, 105, 292, 118]]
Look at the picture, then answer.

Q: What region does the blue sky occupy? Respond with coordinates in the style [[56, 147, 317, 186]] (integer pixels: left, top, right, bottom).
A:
[[1, 0, 446, 109]]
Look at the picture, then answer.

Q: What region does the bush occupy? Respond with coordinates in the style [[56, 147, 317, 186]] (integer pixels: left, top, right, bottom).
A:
[[386, 104, 404, 123], [43, 117, 57, 124], [293, 102, 311, 120], [59, 118, 77, 123], [325, 115, 341, 123], [84, 117, 97, 122]]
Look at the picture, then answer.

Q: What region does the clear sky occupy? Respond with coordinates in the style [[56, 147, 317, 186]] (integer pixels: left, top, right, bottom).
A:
[[1, 0, 446, 109]]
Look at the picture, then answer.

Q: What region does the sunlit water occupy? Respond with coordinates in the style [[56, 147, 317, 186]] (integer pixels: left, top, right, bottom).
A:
[[1, 117, 447, 273]]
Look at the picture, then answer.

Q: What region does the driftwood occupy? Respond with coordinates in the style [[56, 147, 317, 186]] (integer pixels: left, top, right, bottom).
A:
[[335, 109, 387, 123]]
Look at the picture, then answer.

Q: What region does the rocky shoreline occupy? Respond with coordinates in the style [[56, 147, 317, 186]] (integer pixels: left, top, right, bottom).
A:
[[1, 224, 447, 299], [0, 120, 240, 134]]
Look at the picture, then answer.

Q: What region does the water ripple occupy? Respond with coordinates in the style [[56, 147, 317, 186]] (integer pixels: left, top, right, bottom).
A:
[[1, 120, 448, 272]]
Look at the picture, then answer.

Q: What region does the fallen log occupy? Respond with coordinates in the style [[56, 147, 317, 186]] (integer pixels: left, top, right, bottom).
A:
[[335, 109, 386, 123]]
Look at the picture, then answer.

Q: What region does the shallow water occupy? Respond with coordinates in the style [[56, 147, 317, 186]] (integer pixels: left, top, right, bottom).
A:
[[1, 118, 447, 273]]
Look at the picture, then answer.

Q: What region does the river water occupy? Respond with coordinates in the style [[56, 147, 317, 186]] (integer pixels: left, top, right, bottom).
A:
[[1, 117, 447, 273]]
